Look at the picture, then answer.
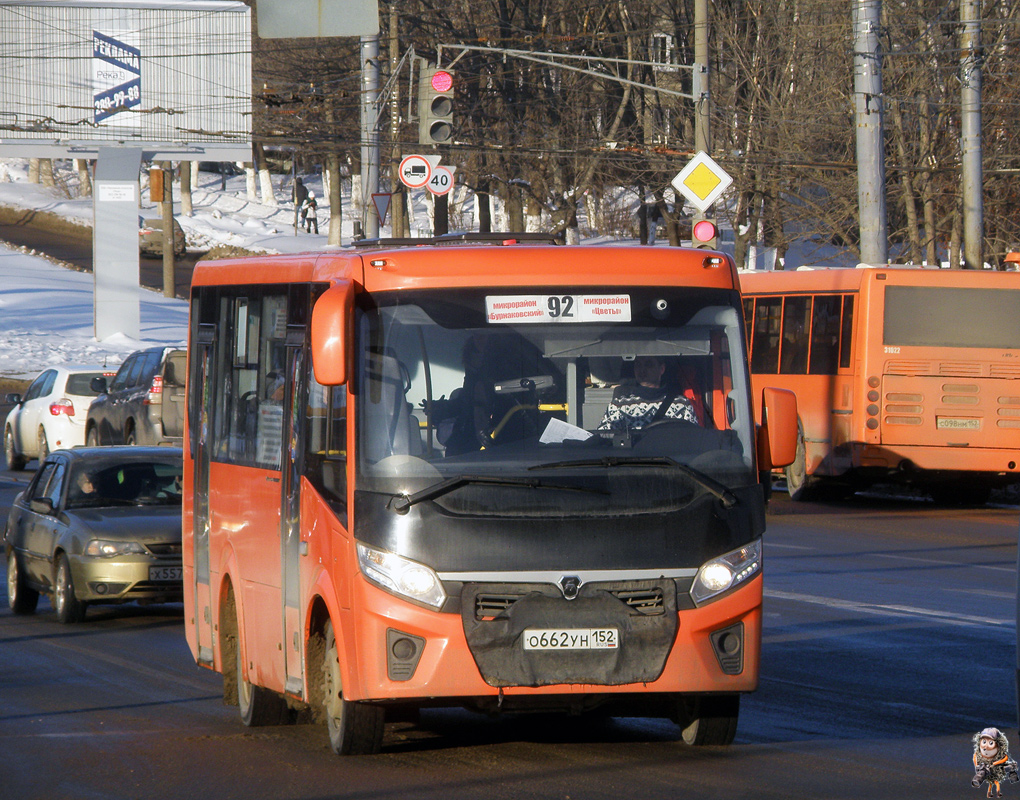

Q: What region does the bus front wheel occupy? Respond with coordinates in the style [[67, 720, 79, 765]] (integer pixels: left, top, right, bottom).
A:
[[322, 620, 384, 755], [784, 423, 819, 501], [676, 693, 739, 746]]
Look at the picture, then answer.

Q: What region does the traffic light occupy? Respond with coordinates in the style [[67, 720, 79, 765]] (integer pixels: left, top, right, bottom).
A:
[[418, 66, 455, 145], [692, 218, 719, 249]]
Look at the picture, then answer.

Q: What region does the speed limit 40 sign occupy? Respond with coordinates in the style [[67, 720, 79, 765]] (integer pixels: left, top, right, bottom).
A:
[[426, 165, 456, 196]]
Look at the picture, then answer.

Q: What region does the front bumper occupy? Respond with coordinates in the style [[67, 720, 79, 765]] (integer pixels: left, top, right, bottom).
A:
[[338, 572, 762, 704], [69, 554, 183, 604]]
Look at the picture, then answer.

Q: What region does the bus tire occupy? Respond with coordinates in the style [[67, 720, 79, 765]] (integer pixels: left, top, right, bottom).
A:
[[785, 423, 818, 501], [677, 693, 739, 746], [322, 620, 384, 755], [236, 622, 292, 726]]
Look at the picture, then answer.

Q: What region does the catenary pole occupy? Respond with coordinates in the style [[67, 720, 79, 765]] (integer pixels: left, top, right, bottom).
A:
[[853, 0, 889, 265], [361, 35, 380, 239], [960, 0, 983, 269]]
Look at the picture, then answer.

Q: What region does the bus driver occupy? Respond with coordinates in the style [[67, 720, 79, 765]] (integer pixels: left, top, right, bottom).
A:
[[597, 355, 700, 431]]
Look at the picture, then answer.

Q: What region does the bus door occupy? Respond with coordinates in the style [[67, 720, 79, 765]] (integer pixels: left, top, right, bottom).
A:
[[191, 324, 216, 666], [280, 327, 307, 695]]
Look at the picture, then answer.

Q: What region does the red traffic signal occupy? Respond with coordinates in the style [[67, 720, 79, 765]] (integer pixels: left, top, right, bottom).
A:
[[692, 219, 718, 245], [430, 70, 453, 93]]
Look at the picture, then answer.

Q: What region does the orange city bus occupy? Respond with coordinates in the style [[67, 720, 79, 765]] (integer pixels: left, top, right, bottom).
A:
[[183, 236, 796, 754], [740, 265, 1020, 503]]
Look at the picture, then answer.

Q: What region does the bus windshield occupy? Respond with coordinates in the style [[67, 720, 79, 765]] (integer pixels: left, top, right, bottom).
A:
[[354, 287, 756, 515]]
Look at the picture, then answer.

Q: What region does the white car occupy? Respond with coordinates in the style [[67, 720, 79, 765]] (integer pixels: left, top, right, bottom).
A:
[[4, 365, 116, 470]]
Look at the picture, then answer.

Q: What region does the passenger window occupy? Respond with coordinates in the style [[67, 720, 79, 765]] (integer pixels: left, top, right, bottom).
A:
[[750, 298, 782, 374], [779, 296, 811, 374], [138, 351, 162, 386], [809, 295, 842, 375], [39, 370, 57, 397], [110, 357, 137, 391], [839, 295, 854, 369], [23, 371, 52, 402], [41, 462, 66, 507], [28, 463, 57, 500]]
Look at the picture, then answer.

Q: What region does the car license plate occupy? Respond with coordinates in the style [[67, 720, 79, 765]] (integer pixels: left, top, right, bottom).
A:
[[149, 566, 183, 582], [522, 628, 618, 650]]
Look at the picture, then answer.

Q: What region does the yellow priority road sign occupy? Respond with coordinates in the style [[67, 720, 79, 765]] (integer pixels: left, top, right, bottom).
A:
[[671, 151, 733, 213]]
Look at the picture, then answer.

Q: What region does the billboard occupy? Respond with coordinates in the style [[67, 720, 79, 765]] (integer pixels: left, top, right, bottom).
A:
[[0, 0, 251, 157]]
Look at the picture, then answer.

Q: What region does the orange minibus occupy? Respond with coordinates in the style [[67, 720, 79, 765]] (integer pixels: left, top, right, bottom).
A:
[[183, 236, 796, 754], [741, 265, 1020, 503]]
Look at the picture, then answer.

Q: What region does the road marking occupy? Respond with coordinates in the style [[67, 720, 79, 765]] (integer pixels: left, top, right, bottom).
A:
[[869, 551, 1013, 573], [764, 588, 1011, 628]]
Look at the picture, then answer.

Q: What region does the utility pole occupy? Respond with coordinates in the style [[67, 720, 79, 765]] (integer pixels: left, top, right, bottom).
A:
[[692, 0, 716, 249], [361, 35, 380, 239], [853, 0, 888, 265], [960, 0, 983, 269], [388, 4, 403, 238], [160, 160, 175, 298]]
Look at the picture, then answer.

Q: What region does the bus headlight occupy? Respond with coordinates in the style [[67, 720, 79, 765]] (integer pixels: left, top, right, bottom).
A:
[[356, 542, 446, 609], [691, 539, 761, 606]]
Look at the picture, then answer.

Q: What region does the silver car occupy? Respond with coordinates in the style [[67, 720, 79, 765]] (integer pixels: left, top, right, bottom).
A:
[[5, 446, 183, 623]]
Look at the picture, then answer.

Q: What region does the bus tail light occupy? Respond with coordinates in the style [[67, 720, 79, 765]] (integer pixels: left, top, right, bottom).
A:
[[357, 542, 446, 609], [691, 539, 761, 606]]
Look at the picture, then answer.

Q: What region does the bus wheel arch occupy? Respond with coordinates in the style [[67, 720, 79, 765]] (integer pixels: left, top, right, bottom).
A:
[[322, 618, 385, 755]]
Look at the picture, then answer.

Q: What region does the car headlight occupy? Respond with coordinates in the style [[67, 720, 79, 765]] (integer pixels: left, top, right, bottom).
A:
[[356, 542, 446, 609], [691, 539, 761, 606], [84, 539, 147, 558]]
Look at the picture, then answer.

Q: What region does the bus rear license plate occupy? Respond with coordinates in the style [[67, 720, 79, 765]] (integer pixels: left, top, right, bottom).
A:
[[522, 628, 618, 650], [149, 566, 183, 582], [936, 418, 980, 430]]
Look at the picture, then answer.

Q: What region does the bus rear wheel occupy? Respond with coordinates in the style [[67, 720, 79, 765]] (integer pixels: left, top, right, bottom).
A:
[[322, 620, 384, 755], [236, 623, 292, 726], [677, 693, 739, 746]]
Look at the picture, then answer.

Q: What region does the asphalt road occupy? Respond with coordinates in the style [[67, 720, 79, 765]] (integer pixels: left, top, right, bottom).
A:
[[0, 208, 201, 300], [0, 474, 1016, 800]]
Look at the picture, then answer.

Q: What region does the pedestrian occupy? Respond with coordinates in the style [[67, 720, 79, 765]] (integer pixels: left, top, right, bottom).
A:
[[303, 192, 319, 234], [292, 177, 308, 229]]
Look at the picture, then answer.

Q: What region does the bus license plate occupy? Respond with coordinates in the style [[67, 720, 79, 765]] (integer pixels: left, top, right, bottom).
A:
[[936, 417, 980, 430], [149, 566, 183, 582], [522, 628, 618, 651]]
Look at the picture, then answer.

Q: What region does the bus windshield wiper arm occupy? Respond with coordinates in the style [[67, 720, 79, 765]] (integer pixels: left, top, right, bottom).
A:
[[390, 474, 608, 514], [528, 456, 738, 508]]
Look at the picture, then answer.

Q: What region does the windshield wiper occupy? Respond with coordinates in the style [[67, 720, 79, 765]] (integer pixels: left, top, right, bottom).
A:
[[527, 456, 738, 508], [390, 475, 608, 514]]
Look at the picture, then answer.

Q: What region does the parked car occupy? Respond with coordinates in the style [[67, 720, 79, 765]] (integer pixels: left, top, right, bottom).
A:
[[139, 215, 186, 258], [4, 365, 117, 470], [4, 446, 184, 623], [85, 346, 186, 447]]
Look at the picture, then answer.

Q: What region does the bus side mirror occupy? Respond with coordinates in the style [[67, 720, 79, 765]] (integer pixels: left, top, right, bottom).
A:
[[757, 387, 798, 469], [311, 280, 354, 386]]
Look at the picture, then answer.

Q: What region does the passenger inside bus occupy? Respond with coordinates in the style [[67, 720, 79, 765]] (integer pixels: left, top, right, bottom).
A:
[[596, 356, 701, 432]]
